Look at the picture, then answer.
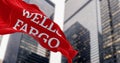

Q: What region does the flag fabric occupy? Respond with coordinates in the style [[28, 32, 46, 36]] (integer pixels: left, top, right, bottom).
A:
[[0, 0, 78, 63]]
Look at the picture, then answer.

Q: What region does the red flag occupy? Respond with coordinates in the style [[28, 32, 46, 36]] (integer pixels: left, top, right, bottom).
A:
[[0, 0, 78, 63]]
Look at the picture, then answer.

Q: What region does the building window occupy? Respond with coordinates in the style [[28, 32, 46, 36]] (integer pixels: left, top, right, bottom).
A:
[[104, 54, 112, 59], [116, 50, 120, 54]]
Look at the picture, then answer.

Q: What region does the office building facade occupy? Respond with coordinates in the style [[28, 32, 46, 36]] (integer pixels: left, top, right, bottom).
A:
[[0, 0, 54, 63], [63, 0, 101, 63], [62, 22, 91, 63], [99, 0, 120, 63]]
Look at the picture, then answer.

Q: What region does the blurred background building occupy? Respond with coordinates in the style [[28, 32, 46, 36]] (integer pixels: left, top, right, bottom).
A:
[[62, 0, 101, 63], [99, 0, 120, 63], [0, 0, 55, 63]]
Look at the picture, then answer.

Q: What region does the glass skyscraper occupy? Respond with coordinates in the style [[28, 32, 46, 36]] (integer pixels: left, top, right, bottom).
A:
[[63, 0, 101, 63], [16, 34, 49, 63], [63, 22, 90, 63], [99, 0, 120, 63]]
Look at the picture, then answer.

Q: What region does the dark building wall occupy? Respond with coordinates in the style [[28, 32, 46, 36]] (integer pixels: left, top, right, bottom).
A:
[[16, 34, 49, 63], [63, 22, 90, 63], [16, 47, 49, 63], [98, 32, 104, 63]]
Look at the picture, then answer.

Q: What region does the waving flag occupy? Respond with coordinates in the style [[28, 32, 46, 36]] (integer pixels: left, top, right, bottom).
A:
[[0, 0, 77, 63]]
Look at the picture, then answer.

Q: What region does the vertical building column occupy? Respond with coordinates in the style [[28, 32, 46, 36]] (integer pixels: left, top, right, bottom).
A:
[[49, 0, 65, 63], [90, 0, 100, 63], [0, 35, 10, 63]]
